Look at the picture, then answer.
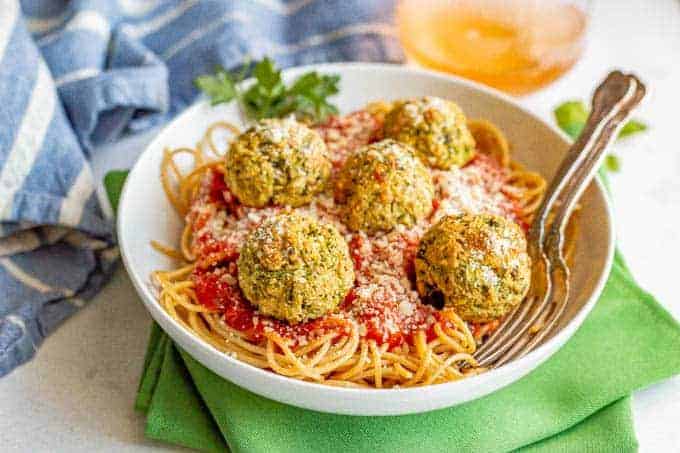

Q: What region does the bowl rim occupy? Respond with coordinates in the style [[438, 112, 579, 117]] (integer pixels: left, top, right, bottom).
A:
[[118, 62, 615, 401]]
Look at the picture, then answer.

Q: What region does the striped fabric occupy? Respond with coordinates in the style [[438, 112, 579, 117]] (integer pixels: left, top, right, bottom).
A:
[[0, 0, 402, 376]]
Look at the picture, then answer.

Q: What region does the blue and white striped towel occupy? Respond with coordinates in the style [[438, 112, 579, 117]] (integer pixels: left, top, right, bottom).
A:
[[0, 0, 402, 376]]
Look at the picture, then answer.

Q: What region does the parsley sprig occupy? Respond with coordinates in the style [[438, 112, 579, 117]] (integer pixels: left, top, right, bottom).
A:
[[554, 100, 647, 172], [194, 57, 340, 123]]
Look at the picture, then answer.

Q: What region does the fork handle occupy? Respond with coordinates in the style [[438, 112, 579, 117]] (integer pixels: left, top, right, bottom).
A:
[[476, 72, 646, 367], [489, 73, 646, 366], [529, 71, 646, 249]]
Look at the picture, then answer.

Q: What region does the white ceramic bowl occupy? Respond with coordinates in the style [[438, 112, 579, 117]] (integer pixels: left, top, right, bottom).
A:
[[118, 63, 614, 416]]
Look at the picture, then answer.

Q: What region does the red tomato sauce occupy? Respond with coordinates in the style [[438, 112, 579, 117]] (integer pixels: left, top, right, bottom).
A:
[[192, 266, 351, 346], [186, 111, 524, 350]]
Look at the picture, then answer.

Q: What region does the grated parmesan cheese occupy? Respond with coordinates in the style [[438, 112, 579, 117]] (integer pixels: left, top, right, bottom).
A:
[[189, 109, 520, 347]]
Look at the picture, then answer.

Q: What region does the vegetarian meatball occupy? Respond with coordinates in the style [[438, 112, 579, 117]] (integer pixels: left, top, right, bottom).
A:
[[384, 97, 476, 169], [415, 213, 531, 322], [225, 118, 331, 208], [237, 213, 354, 324], [335, 139, 434, 234]]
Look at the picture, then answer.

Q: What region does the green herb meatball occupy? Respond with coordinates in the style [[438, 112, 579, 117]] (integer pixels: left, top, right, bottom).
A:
[[415, 213, 531, 322], [335, 139, 434, 234], [384, 97, 476, 169], [237, 213, 354, 324], [225, 118, 331, 208]]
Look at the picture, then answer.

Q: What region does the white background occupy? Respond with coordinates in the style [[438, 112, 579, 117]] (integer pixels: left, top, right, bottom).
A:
[[1, 0, 679, 451]]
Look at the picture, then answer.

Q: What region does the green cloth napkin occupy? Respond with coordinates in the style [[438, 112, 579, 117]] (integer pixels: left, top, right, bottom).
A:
[[106, 171, 680, 452], [133, 253, 679, 453]]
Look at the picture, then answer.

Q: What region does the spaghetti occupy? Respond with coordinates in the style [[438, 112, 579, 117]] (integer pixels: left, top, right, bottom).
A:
[[152, 105, 552, 388]]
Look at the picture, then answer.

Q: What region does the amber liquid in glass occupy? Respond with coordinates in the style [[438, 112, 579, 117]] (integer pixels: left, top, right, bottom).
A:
[[397, 0, 588, 94]]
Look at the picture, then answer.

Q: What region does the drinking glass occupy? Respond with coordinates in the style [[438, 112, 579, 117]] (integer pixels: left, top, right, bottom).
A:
[[397, 0, 591, 94]]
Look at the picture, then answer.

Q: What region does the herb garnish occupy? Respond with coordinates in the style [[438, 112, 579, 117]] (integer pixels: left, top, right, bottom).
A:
[[195, 57, 340, 123], [554, 100, 647, 172]]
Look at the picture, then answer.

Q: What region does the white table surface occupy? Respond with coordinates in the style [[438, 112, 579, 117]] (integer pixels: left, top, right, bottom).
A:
[[2, 0, 679, 451]]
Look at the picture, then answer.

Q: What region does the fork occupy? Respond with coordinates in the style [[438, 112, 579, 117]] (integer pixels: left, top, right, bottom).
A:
[[475, 71, 646, 368]]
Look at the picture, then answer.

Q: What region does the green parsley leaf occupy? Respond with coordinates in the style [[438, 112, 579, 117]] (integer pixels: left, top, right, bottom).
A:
[[618, 119, 648, 138], [103, 170, 129, 214], [287, 72, 340, 122], [253, 57, 283, 90], [242, 58, 287, 119], [554, 100, 647, 173], [194, 66, 238, 106], [554, 101, 589, 140], [604, 154, 621, 172], [195, 57, 340, 123], [554, 101, 648, 141]]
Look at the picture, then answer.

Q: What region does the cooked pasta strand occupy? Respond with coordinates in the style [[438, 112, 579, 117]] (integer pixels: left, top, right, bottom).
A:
[[150, 112, 572, 389]]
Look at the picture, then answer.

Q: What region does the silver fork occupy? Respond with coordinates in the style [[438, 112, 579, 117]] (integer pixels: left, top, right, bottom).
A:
[[475, 71, 646, 368]]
